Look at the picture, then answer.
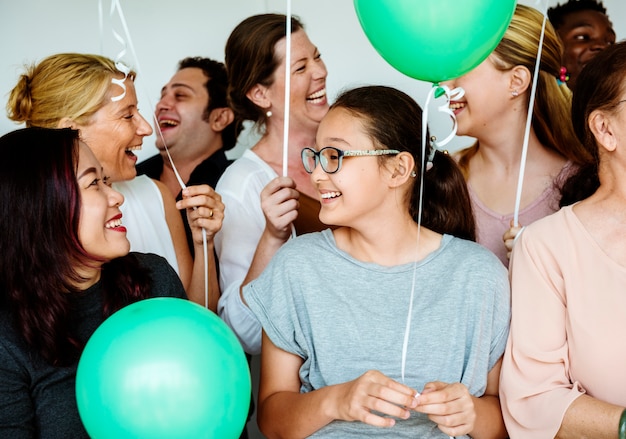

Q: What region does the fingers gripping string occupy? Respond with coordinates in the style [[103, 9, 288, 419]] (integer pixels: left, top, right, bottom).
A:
[[104, 0, 210, 308]]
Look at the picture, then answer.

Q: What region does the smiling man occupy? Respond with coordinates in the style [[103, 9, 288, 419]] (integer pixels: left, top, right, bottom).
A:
[[548, 0, 615, 89], [137, 57, 242, 253]]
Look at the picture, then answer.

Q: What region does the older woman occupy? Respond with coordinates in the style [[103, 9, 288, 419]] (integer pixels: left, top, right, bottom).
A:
[[500, 41, 626, 438], [215, 14, 329, 354], [7, 54, 222, 310]]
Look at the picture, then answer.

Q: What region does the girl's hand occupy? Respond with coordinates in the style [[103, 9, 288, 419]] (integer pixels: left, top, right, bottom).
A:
[[331, 370, 418, 428], [415, 381, 475, 437]]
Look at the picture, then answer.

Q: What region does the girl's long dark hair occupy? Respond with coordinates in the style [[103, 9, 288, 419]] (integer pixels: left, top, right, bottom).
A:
[[0, 127, 151, 366], [332, 86, 475, 241]]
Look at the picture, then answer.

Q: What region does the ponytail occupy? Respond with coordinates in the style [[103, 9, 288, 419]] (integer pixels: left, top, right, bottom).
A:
[[417, 150, 476, 241]]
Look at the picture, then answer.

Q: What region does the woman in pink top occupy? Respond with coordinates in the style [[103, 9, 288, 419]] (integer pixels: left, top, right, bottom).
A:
[[443, 5, 590, 266], [500, 41, 626, 438]]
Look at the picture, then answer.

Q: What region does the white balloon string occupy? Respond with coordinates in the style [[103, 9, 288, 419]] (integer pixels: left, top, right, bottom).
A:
[[109, 0, 130, 102], [431, 86, 465, 148], [401, 85, 437, 383], [282, 0, 292, 178], [109, 0, 139, 76], [283, 2, 297, 239], [401, 86, 460, 439], [513, 9, 547, 227], [98, 0, 104, 55], [109, 0, 209, 308]]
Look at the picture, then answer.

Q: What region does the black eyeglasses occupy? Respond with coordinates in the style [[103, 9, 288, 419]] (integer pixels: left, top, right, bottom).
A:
[[301, 146, 401, 174]]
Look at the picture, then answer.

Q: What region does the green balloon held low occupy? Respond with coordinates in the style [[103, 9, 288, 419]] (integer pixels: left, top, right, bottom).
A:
[[354, 0, 517, 83], [75, 297, 251, 439]]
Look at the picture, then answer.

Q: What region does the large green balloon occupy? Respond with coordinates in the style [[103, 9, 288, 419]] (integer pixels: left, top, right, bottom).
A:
[[354, 0, 517, 83], [76, 298, 251, 439]]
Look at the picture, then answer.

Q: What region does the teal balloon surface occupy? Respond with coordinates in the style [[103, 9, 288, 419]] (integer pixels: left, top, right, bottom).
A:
[[76, 298, 251, 439], [354, 0, 516, 83]]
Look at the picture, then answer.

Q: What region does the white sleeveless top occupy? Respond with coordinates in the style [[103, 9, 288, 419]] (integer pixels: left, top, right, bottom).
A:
[[113, 175, 180, 274]]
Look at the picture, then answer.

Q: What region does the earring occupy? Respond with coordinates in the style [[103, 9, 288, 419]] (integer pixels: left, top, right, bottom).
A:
[[410, 171, 417, 178], [511, 90, 519, 97], [266, 110, 272, 118]]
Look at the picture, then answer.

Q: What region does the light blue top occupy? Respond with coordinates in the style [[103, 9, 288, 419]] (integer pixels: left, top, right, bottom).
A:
[[244, 229, 510, 438]]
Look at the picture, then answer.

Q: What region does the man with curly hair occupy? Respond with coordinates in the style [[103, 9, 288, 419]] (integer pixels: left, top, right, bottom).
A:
[[548, 0, 615, 88]]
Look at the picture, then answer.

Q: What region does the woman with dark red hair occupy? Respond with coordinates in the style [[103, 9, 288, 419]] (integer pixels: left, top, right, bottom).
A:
[[0, 127, 186, 438]]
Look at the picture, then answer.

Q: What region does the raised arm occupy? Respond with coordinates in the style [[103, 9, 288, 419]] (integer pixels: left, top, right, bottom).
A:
[[216, 176, 299, 354], [240, 176, 300, 305]]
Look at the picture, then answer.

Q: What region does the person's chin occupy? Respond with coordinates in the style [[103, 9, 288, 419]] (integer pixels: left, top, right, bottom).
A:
[[111, 243, 131, 260], [120, 167, 138, 181]]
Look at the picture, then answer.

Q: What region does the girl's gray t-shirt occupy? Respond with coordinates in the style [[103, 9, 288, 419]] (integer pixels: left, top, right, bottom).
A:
[[244, 230, 510, 438]]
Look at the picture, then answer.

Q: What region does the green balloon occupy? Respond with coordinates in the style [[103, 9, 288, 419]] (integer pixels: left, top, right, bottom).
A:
[[354, 0, 517, 83], [76, 298, 251, 439]]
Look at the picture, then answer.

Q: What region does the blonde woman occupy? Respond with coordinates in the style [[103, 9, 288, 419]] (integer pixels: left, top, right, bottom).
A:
[[443, 4, 591, 265]]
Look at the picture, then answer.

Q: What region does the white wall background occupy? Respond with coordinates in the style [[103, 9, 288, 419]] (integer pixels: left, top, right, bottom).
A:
[[2, 0, 624, 163], [1, 2, 624, 437]]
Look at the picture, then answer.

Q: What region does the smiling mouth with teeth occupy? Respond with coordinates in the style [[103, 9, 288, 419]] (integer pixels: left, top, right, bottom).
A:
[[449, 102, 465, 110], [159, 120, 179, 128], [105, 218, 124, 229], [125, 145, 141, 156], [321, 191, 341, 199], [307, 88, 327, 104]]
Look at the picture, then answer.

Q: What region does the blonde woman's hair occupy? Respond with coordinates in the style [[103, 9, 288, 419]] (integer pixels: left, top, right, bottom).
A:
[[458, 4, 592, 173], [7, 53, 135, 128]]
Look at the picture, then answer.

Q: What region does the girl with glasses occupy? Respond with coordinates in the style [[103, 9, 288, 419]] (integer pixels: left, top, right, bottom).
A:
[[242, 85, 511, 438]]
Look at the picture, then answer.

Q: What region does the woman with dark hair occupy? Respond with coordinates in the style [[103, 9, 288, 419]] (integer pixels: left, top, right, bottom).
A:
[[0, 127, 186, 438], [500, 41, 626, 438], [243, 86, 510, 438], [216, 14, 329, 354]]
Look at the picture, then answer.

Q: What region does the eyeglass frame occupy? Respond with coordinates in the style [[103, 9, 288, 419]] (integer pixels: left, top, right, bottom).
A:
[[301, 146, 401, 174]]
